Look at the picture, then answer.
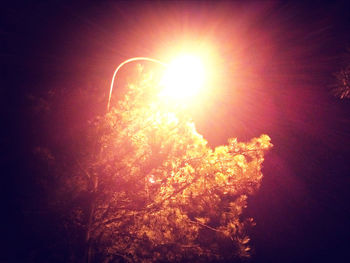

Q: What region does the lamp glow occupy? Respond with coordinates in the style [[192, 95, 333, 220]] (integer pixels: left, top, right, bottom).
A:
[[159, 55, 205, 100]]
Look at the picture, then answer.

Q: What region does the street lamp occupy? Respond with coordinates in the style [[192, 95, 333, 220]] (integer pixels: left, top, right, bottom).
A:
[[107, 55, 206, 111]]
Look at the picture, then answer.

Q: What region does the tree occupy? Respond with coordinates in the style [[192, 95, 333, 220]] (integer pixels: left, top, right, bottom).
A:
[[50, 67, 272, 262], [333, 48, 350, 99], [334, 66, 350, 99]]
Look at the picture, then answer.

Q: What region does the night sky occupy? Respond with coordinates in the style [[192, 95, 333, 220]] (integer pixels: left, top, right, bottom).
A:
[[1, 1, 350, 262]]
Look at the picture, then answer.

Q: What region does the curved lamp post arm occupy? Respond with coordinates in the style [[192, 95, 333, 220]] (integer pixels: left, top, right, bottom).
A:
[[107, 57, 167, 112]]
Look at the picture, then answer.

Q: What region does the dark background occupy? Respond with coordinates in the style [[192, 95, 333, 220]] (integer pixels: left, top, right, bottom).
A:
[[1, 1, 350, 262]]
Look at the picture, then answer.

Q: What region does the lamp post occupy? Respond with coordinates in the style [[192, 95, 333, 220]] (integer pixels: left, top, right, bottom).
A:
[[107, 57, 166, 112]]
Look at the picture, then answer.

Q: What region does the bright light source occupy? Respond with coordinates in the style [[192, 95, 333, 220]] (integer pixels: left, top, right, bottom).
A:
[[159, 54, 205, 100]]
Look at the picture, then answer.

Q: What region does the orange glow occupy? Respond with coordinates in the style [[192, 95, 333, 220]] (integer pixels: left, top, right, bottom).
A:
[[159, 54, 205, 100]]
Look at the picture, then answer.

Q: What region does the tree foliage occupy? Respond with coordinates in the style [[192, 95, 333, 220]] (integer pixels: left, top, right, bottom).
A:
[[53, 68, 272, 262], [333, 48, 350, 99]]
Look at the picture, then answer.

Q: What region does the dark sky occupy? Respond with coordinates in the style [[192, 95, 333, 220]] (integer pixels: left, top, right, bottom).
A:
[[1, 1, 350, 262]]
